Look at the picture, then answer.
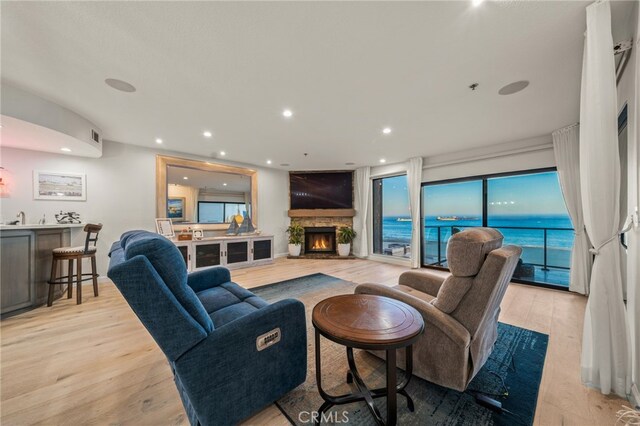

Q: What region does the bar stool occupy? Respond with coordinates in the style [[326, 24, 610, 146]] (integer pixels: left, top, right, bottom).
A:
[[48, 223, 103, 306]]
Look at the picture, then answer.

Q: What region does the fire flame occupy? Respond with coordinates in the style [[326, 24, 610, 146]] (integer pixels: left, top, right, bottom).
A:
[[312, 236, 329, 250]]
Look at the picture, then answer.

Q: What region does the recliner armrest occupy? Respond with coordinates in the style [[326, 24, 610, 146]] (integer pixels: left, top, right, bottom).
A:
[[355, 283, 470, 347], [186, 267, 232, 293], [173, 298, 307, 425], [398, 270, 447, 296]]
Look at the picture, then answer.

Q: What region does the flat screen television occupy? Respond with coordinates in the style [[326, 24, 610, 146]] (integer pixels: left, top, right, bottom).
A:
[[289, 172, 353, 209]]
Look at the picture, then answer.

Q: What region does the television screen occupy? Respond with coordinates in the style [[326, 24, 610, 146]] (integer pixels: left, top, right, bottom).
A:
[[290, 172, 353, 209]]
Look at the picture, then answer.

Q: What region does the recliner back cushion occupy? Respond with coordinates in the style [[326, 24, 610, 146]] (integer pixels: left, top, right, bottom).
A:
[[432, 276, 474, 313], [446, 228, 503, 277], [124, 232, 214, 333]]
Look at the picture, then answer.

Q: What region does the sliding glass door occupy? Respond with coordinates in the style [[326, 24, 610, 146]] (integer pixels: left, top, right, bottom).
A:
[[372, 175, 412, 258], [422, 180, 482, 266], [421, 169, 573, 289]]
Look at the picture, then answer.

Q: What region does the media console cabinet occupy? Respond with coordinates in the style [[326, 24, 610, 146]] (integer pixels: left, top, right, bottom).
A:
[[171, 234, 274, 272]]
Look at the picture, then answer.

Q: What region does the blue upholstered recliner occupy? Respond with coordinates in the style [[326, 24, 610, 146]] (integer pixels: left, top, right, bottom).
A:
[[107, 231, 307, 426]]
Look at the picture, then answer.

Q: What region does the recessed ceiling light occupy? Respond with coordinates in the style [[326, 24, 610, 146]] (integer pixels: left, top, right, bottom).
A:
[[472, 0, 484, 6], [282, 109, 293, 118], [105, 78, 136, 93], [203, 131, 212, 138], [266, 160, 272, 164], [379, 158, 386, 163], [382, 127, 392, 135], [219, 151, 226, 156], [155, 138, 163, 144], [223, 183, 227, 186], [498, 80, 530, 95], [183, 176, 188, 180], [61, 147, 71, 152]]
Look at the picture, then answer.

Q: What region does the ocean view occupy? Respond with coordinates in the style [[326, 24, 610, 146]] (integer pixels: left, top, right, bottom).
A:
[[381, 214, 574, 285]]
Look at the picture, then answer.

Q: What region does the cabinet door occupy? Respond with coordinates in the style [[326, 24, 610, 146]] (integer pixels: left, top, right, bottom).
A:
[[1, 232, 35, 314], [252, 239, 272, 261], [176, 245, 191, 270], [194, 242, 222, 270], [225, 241, 249, 265]]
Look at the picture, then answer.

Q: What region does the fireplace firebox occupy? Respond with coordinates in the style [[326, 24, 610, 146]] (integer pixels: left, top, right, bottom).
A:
[[304, 227, 336, 254]]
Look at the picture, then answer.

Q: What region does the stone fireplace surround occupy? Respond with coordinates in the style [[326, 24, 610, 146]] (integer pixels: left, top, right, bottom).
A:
[[289, 214, 354, 257]]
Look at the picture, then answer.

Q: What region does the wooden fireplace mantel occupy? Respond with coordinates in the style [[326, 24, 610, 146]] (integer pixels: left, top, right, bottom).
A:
[[288, 209, 356, 218]]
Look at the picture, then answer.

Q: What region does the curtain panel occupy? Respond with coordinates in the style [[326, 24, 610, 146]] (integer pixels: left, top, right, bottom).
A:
[[552, 124, 592, 295], [579, 0, 630, 397], [353, 166, 371, 258], [407, 157, 423, 268]]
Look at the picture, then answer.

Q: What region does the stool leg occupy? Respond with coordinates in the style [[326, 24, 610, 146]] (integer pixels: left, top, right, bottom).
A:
[[76, 257, 83, 305], [91, 255, 99, 297], [47, 257, 58, 307], [67, 259, 74, 299]]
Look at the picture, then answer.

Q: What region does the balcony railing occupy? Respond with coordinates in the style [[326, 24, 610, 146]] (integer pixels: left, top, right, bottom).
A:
[[423, 225, 574, 286]]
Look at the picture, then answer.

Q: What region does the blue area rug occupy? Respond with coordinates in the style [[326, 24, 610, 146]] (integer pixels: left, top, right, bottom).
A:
[[252, 273, 548, 426]]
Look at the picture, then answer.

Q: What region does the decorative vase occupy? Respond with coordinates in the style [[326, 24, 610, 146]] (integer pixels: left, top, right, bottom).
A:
[[337, 243, 351, 257], [288, 244, 302, 257]]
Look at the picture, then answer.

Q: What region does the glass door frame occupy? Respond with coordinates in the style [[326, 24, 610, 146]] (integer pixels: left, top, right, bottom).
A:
[[420, 166, 571, 291]]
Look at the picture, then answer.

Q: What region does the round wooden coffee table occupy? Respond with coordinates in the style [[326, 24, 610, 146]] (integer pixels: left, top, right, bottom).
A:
[[312, 294, 424, 426]]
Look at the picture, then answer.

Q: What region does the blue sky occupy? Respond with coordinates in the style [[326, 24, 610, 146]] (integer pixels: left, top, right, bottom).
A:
[[382, 172, 569, 217]]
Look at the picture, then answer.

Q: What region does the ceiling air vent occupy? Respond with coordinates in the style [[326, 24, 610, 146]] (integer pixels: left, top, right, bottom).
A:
[[91, 129, 100, 144]]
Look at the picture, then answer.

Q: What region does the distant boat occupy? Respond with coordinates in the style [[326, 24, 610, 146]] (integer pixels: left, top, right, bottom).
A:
[[436, 216, 479, 221], [396, 218, 412, 222]]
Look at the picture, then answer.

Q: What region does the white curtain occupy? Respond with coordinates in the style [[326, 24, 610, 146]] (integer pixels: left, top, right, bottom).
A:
[[353, 166, 371, 258], [407, 157, 423, 268], [629, 0, 640, 399], [579, 0, 630, 397], [552, 124, 592, 295]]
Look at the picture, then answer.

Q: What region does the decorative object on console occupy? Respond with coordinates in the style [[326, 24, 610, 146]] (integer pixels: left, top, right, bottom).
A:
[[55, 211, 81, 224], [226, 219, 239, 235], [286, 223, 304, 256], [33, 171, 86, 201], [336, 226, 356, 257], [155, 218, 175, 238], [167, 197, 186, 221], [192, 229, 204, 240], [237, 215, 256, 234], [177, 229, 193, 241]]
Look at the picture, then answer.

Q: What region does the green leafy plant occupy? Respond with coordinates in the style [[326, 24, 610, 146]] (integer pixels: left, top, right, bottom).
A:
[[286, 223, 305, 245], [337, 226, 357, 244]]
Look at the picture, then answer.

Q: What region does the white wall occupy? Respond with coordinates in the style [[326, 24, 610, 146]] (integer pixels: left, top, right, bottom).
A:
[[615, 0, 640, 402], [0, 141, 291, 275]]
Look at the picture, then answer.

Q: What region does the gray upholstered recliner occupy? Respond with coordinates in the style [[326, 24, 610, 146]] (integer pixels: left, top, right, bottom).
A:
[[356, 228, 522, 391]]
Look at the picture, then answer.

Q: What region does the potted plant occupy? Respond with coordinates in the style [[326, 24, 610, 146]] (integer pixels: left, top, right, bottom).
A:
[[337, 226, 356, 257], [286, 223, 304, 256]]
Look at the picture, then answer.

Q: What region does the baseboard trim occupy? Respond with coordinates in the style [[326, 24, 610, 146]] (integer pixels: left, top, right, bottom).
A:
[[274, 252, 289, 259]]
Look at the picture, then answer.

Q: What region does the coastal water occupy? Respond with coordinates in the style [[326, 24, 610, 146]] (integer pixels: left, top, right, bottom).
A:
[[383, 215, 573, 244], [382, 215, 575, 273]]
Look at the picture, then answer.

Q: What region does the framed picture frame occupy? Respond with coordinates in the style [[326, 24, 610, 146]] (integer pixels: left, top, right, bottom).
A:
[[33, 171, 86, 201], [155, 218, 175, 238], [167, 197, 186, 221]]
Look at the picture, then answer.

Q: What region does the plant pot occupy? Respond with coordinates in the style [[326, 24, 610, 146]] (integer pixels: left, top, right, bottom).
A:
[[288, 243, 302, 257], [337, 243, 351, 257]]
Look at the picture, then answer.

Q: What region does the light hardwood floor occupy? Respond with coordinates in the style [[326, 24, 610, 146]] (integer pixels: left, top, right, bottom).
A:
[[0, 258, 628, 425]]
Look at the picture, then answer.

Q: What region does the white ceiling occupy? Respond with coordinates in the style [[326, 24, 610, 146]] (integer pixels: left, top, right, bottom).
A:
[[0, 1, 635, 170]]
